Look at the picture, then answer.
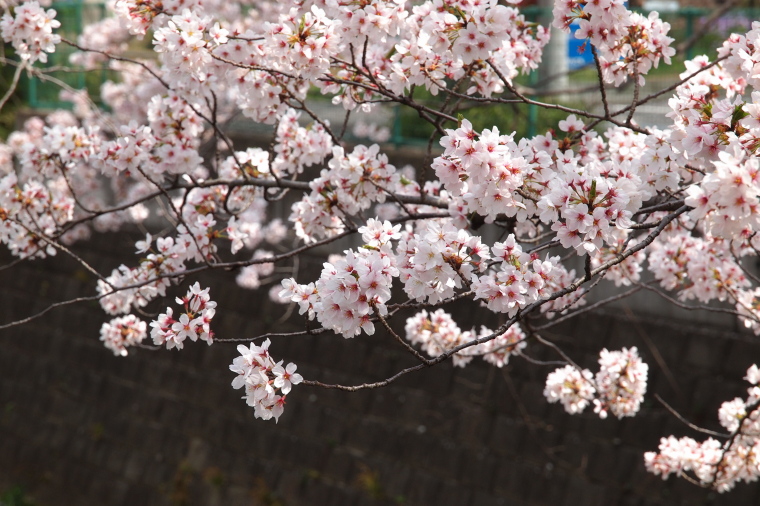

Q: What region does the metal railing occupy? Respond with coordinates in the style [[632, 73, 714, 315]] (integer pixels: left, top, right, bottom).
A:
[[25, 0, 107, 110]]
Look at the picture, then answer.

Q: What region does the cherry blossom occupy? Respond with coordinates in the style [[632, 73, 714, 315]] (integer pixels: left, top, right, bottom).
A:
[[593, 347, 648, 419], [150, 282, 216, 350], [553, 0, 674, 85], [645, 365, 760, 492], [3, 0, 760, 483], [545, 347, 648, 419], [230, 339, 302, 422], [1, 1, 60, 63], [99, 314, 147, 356], [280, 218, 400, 337], [404, 309, 476, 367], [544, 365, 596, 415]]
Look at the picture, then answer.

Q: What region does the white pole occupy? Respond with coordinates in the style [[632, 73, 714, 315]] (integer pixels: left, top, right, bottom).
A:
[[538, 0, 569, 95]]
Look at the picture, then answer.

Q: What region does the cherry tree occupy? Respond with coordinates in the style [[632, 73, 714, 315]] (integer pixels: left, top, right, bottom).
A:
[[2, 0, 760, 493]]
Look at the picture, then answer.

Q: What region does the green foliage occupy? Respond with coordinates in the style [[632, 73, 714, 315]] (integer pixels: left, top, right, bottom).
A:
[[464, 101, 582, 138], [167, 460, 195, 506], [0, 486, 36, 506], [19, 1, 118, 111], [89, 422, 105, 442], [251, 477, 286, 506], [396, 94, 591, 143], [202, 467, 226, 489], [356, 465, 385, 500], [0, 45, 25, 141], [0, 104, 21, 141]]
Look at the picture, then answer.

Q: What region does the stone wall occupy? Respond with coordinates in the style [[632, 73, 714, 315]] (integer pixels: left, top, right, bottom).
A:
[[1, 231, 760, 505]]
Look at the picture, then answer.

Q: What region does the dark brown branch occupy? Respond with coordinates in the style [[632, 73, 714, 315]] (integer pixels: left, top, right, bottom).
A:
[[656, 394, 729, 438]]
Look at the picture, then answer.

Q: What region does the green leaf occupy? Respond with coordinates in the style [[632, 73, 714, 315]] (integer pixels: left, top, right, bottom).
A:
[[731, 104, 749, 130]]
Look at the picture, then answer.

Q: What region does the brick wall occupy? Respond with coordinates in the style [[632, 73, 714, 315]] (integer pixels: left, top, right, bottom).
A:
[[1, 231, 759, 505]]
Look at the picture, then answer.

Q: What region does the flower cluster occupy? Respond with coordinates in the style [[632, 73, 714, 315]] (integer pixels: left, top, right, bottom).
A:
[[553, 0, 675, 85], [537, 145, 641, 254], [97, 233, 186, 315], [538, 259, 587, 318], [388, 0, 547, 96], [99, 314, 147, 356], [434, 117, 650, 256], [645, 365, 760, 492], [152, 10, 215, 92], [324, 0, 407, 46], [544, 347, 648, 419], [97, 207, 226, 317], [405, 308, 476, 367], [433, 120, 535, 223], [279, 219, 400, 337], [471, 236, 555, 316], [721, 21, 760, 90], [92, 123, 156, 177], [290, 144, 401, 243], [150, 283, 216, 350], [231, 67, 297, 124], [69, 15, 131, 67], [230, 339, 303, 422], [665, 56, 755, 171], [544, 365, 596, 415], [113, 0, 168, 36], [593, 346, 649, 419], [271, 109, 333, 175], [590, 236, 644, 287], [0, 176, 71, 259], [647, 230, 749, 305], [397, 220, 488, 303], [404, 309, 527, 368], [685, 150, 760, 241], [475, 324, 527, 368], [1, 1, 60, 63], [265, 6, 342, 79], [235, 250, 275, 290]]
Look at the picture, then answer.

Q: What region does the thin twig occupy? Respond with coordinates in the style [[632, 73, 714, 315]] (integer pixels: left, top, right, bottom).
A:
[[0, 61, 23, 111], [655, 394, 729, 439], [591, 45, 610, 119]]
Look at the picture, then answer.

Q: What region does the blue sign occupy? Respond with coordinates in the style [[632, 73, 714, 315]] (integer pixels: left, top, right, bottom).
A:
[[568, 22, 595, 70]]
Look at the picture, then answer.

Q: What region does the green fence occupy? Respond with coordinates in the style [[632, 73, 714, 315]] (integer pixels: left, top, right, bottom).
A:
[[25, 0, 107, 110]]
